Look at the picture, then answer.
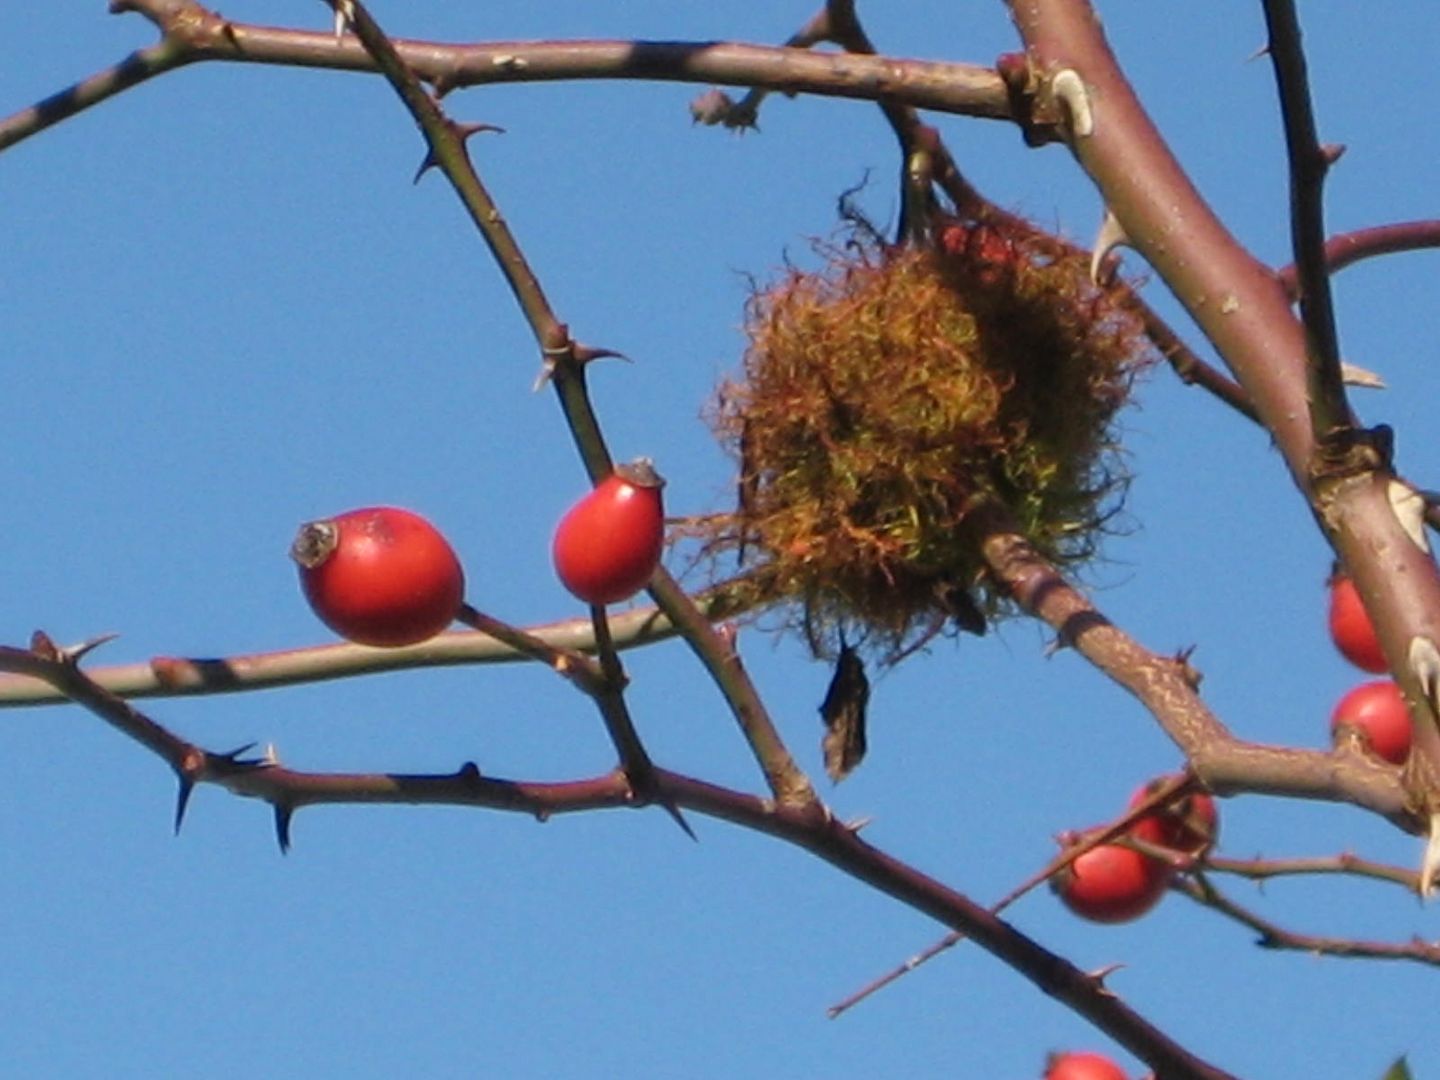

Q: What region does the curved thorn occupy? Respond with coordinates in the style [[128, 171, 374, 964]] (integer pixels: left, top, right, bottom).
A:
[[455, 121, 505, 140], [274, 805, 294, 854], [572, 344, 630, 365], [66, 633, 121, 664], [412, 151, 438, 185], [661, 801, 698, 842], [1090, 208, 1130, 286], [1051, 68, 1093, 139], [174, 778, 194, 836]]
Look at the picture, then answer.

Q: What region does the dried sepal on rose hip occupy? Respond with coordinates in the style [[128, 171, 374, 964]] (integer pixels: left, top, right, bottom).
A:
[[291, 506, 465, 647], [1128, 774, 1219, 858], [552, 459, 666, 605]]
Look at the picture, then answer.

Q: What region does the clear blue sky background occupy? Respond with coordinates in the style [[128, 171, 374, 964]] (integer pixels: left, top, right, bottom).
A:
[[5, 4, 1439, 1078]]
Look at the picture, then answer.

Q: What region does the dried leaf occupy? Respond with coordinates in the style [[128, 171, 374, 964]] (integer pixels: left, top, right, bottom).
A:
[[820, 644, 870, 782]]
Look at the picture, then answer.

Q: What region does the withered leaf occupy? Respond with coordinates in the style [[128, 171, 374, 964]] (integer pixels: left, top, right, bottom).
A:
[[819, 643, 870, 782]]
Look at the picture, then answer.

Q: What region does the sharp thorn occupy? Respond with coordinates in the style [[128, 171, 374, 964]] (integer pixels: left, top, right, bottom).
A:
[[455, 121, 505, 140], [174, 778, 194, 836], [572, 344, 631, 365], [412, 151, 438, 185], [663, 801, 698, 842], [274, 805, 294, 855], [66, 633, 120, 663], [1340, 361, 1386, 389], [1090, 208, 1131, 286]]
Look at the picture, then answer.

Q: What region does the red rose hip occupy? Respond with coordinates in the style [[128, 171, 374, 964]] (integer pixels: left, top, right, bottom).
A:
[[292, 506, 465, 647], [1045, 1050, 1129, 1080], [552, 460, 666, 605], [1053, 840, 1171, 924], [1331, 680, 1412, 765], [1328, 573, 1387, 674]]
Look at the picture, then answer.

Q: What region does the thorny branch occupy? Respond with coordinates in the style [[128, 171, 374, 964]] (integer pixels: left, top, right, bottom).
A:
[[1176, 872, 1440, 967], [1005, 0, 1440, 886], [0, 584, 743, 707], [0, 628, 1237, 1080], [322, 0, 816, 807], [10, 1, 1440, 1074], [0, 0, 1008, 154], [1261, 0, 1349, 442]]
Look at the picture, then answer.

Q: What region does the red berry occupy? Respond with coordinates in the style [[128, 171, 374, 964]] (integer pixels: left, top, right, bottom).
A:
[[1128, 775, 1219, 857], [1045, 1050, 1129, 1080], [1331, 680, 1412, 765], [1328, 573, 1387, 673], [1053, 839, 1171, 924], [291, 506, 464, 647], [552, 460, 666, 605]]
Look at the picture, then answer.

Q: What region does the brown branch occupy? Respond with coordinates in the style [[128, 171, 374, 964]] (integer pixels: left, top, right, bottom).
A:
[[1277, 219, 1440, 297], [1206, 851, 1424, 894], [827, 774, 1197, 1018], [0, 584, 751, 708], [1138, 303, 1258, 423], [0, 38, 192, 153], [324, 0, 815, 810], [2, 630, 1234, 1078], [968, 499, 1415, 827], [1006, 0, 1440, 871], [1174, 872, 1440, 967], [454, 602, 607, 692], [1183, 219, 1440, 427], [1260, 0, 1348, 440], [1, 0, 1009, 156]]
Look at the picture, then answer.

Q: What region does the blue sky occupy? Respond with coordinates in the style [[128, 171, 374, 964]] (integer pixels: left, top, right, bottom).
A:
[[5, 4, 1440, 1078]]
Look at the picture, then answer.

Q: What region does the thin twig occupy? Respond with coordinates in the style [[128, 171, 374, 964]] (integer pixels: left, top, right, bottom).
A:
[[1261, 0, 1349, 440], [324, 0, 813, 812], [0, 583, 750, 708], [1205, 851, 1423, 894], [827, 773, 1196, 1017], [1278, 219, 1440, 297], [5, 628, 1232, 1078], [1175, 872, 1440, 967], [454, 602, 607, 694], [0, 39, 191, 153]]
